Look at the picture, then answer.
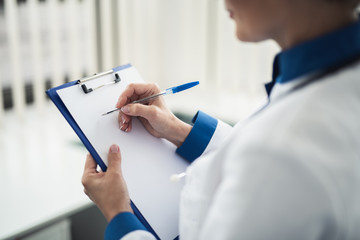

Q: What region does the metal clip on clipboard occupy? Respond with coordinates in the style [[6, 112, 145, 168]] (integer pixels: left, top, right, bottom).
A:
[[77, 68, 121, 94]]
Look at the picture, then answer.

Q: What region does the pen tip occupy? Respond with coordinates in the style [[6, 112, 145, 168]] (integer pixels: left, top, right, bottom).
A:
[[101, 108, 120, 116]]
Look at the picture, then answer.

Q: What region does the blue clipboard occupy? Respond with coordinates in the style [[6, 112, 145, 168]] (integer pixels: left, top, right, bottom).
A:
[[46, 63, 160, 239]]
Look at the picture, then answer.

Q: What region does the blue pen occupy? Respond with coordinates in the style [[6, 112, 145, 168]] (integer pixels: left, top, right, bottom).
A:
[[102, 81, 199, 116]]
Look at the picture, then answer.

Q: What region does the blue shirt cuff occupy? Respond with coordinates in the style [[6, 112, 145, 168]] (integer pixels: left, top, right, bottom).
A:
[[105, 212, 149, 240], [176, 111, 217, 162]]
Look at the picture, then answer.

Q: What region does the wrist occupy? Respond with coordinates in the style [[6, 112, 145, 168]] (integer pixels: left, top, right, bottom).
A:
[[102, 202, 133, 222], [168, 119, 192, 148]]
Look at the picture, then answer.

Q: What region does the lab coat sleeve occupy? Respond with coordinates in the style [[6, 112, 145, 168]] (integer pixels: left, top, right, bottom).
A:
[[176, 110, 232, 162], [105, 212, 156, 240]]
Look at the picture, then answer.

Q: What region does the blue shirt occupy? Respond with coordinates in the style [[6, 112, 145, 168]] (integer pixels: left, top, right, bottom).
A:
[[105, 17, 360, 240]]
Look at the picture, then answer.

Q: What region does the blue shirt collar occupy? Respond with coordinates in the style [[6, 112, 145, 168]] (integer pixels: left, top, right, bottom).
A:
[[266, 17, 360, 96]]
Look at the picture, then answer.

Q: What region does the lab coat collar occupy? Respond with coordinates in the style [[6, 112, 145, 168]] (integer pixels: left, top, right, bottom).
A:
[[266, 16, 360, 96]]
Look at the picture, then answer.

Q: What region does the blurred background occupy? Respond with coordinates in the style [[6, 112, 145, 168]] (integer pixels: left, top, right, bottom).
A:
[[0, 0, 279, 239]]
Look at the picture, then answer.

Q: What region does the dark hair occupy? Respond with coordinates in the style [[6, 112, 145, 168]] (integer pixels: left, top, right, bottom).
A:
[[327, 0, 360, 9], [347, 0, 359, 8]]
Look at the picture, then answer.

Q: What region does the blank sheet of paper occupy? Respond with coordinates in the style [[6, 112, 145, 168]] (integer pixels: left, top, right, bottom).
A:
[[57, 66, 188, 240]]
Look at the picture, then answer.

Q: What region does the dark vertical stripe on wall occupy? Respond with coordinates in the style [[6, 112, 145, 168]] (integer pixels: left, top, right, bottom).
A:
[[25, 83, 34, 104], [3, 88, 13, 110]]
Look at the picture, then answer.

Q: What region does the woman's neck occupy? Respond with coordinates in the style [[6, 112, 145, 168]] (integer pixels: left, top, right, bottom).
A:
[[274, 5, 358, 50]]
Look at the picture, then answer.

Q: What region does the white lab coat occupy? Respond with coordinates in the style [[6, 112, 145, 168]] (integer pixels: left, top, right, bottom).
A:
[[123, 62, 360, 240]]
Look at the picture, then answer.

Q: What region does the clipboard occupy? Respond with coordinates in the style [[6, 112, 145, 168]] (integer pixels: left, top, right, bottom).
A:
[[46, 64, 187, 240]]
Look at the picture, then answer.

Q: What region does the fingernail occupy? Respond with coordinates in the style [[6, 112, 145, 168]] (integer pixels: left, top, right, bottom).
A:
[[121, 116, 126, 124], [121, 106, 130, 113], [110, 144, 119, 153]]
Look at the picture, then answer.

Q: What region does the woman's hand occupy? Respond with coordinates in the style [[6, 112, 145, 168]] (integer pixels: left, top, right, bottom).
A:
[[117, 83, 191, 148], [82, 144, 132, 222]]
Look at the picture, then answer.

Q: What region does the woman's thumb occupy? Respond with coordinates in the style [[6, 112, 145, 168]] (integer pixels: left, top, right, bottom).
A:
[[107, 144, 122, 172]]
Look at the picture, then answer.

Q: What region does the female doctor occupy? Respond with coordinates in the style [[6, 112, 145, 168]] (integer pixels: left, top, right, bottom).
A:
[[82, 0, 360, 239]]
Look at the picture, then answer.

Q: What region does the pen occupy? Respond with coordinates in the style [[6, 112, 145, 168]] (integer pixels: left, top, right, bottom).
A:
[[102, 81, 199, 116]]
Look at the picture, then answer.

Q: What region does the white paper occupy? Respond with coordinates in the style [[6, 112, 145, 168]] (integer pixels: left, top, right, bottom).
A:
[[57, 66, 188, 239]]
